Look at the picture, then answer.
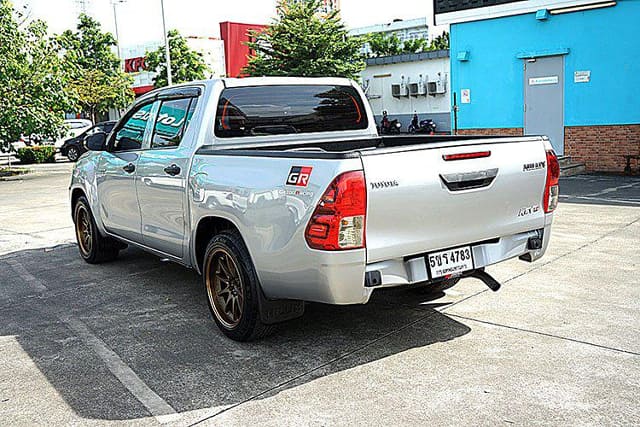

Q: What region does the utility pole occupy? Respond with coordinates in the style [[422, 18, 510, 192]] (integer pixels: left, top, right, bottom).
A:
[[111, 0, 126, 62], [160, 0, 173, 86]]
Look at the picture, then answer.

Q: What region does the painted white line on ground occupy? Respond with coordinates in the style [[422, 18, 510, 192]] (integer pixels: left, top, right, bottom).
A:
[[5, 259, 48, 293], [59, 315, 179, 423], [559, 195, 640, 205], [585, 181, 640, 197], [5, 259, 179, 424]]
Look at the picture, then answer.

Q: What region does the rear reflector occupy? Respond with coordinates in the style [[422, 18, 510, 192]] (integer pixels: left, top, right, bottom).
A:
[[443, 151, 491, 161], [305, 171, 366, 250], [543, 149, 560, 213]]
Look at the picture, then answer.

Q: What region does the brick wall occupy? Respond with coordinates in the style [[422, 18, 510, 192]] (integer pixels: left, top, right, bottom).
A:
[[457, 128, 524, 136], [565, 125, 640, 173], [458, 125, 640, 173]]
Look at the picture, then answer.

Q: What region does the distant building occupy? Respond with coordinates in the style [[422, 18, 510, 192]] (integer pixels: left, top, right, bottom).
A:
[[185, 36, 226, 78], [219, 22, 268, 78], [349, 18, 429, 56], [121, 37, 225, 97], [121, 42, 161, 97], [438, 0, 640, 173], [360, 50, 451, 132]]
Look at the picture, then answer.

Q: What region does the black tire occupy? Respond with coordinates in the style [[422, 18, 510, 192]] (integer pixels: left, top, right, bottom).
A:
[[67, 147, 80, 162], [73, 196, 121, 264], [203, 231, 274, 341]]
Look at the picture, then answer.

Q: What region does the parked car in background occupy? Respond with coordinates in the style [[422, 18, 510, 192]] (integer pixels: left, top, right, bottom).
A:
[[61, 121, 116, 162], [40, 119, 93, 151], [65, 119, 93, 137]]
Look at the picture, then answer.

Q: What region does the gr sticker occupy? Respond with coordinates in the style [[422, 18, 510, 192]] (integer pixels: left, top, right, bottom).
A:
[[286, 166, 313, 187]]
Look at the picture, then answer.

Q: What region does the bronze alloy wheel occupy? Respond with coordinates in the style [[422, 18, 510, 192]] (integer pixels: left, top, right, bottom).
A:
[[75, 204, 93, 257], [205, 248, 244, 329]]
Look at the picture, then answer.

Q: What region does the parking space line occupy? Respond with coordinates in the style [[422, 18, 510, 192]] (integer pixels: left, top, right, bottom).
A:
[[585, 181, 640, 197], [4, 259, 179, 424], [5, 259, 47, 293], [59, 315, 180, 423], [447, 314, 640, 356], [559, 195, 640, 205]]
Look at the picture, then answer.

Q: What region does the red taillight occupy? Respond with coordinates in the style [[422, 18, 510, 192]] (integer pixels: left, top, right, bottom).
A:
[[543, 149, 560, 213], [305, 171, 367, 250], [443, 151, 491, 161]]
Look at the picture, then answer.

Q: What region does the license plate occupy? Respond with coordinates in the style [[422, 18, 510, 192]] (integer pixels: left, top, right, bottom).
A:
[[427, 246, 474, 279]]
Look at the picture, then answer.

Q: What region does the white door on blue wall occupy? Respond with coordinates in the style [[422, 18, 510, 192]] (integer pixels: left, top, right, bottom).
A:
[[524, 56, 565, 155]]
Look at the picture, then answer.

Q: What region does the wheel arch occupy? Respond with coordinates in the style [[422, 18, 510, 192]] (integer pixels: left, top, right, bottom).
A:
[[70, 187, 86, 218], [193, 215, 247, 275]]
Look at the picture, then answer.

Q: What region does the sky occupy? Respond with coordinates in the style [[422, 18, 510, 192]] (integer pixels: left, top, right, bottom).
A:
[[18, 0, 443, 49]]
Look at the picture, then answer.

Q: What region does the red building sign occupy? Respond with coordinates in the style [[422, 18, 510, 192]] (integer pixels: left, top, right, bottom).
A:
[[219, 21, 267, 77], [124, 56, 146, 73]]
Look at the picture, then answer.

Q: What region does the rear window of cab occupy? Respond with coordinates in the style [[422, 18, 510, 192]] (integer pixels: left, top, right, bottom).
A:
[[215, 85, 368, 138]]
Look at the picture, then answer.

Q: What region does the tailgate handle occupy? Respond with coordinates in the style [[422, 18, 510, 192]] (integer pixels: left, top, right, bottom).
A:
[[440, 168, 498, 191]]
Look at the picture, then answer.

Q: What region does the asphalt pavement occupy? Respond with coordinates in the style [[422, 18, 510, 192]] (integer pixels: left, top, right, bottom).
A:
[[0, 167, 638, 426]]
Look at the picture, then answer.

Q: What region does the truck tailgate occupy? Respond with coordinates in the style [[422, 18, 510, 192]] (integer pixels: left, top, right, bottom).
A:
[[361, 138, 548, 263]]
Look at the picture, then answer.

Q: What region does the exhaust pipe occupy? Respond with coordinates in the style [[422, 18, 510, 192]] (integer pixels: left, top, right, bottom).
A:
[[470, 269, 501, 292]]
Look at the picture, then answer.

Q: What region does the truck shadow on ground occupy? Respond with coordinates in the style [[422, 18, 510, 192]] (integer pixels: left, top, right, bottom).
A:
[[0, 245, 470, 421]]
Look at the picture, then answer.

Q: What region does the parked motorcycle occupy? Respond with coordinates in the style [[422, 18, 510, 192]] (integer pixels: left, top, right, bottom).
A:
[[379, 111, 402, 134], [408, 114, 437, 135]]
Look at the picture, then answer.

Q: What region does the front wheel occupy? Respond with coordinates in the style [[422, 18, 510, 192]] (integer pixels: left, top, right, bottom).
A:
[[74, 196, 121, 264], [203, 231, 274, 341]]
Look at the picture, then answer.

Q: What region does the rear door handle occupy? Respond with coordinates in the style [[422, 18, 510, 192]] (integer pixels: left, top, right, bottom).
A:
[[163, 164, 181, 176], [440, 168, 498, 191], [123, 163, 135, 174]]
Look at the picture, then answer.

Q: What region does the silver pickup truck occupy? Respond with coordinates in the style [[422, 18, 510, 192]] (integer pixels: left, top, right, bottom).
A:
[[70, 77, 559, 341]]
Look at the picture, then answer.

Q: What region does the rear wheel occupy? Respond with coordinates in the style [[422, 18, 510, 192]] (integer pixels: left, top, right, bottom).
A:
[[74, 196, 121, 264], [203, 231, 274, 341], [67, 147, 80, 162]]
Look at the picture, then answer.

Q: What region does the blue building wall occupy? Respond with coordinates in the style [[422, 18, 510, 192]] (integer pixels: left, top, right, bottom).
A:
[[450, 1, 640, 130]]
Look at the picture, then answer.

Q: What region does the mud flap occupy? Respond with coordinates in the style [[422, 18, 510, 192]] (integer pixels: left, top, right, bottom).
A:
[[257, 287, 305, 325]]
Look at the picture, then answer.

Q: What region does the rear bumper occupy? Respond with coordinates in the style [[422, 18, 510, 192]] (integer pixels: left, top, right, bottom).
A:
[[364, 225, 552, 297], [263, 222, 552, 306]]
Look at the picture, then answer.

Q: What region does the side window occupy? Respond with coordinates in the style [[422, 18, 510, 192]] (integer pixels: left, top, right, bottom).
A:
[[112, 103, 153, 152], [151, 98, 196, 149]]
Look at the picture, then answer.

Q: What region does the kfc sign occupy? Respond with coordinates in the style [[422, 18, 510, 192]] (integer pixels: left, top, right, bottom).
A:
[[125, 56, 146, 73]]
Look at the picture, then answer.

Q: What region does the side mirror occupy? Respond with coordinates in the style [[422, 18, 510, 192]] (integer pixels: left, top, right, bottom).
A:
[[86, 132, 107, 151]]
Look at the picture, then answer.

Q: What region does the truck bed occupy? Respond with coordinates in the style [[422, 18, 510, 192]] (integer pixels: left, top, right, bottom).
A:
[[196, 133, 549, 257]]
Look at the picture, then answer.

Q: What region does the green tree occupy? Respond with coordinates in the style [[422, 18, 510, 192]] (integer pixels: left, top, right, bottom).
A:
[[368, 33, 432, 57], [58, 14, 120, 75], [58, 14, 133, 122], [431, 31, 449, 50], [401, 38, 430, 54], [0, 0, 72, 150], [243, 0, 365, 79], [69, 70, 132, 124], [145, 30, 208, 88], [367, 32, 401, 57]]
